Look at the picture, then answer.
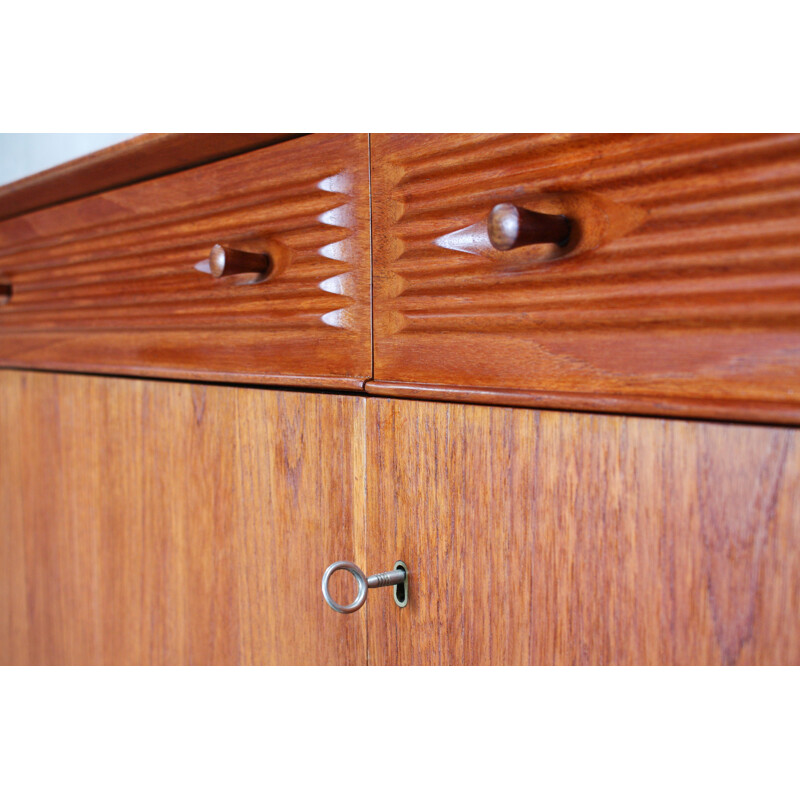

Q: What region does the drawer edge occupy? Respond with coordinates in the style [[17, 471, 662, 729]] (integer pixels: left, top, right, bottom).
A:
[[0, 363, 366, 391], [364, 379, 800, 425]]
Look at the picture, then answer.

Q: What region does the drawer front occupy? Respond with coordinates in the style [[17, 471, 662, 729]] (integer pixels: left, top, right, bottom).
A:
[[0, 134, 371, 388], [371, 134, 800, 423]]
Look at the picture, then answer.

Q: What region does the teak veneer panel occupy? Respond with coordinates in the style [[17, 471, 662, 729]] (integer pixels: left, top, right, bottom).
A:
[[371, 133, 800, 424], [0, 133, 370, 388], [366, 398, 800, 665], [0, 370, 367, 665]]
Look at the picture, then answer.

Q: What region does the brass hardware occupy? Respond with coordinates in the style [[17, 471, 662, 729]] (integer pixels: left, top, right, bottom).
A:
[[393, 560, 409, 608], [322, 561, 408, 614]]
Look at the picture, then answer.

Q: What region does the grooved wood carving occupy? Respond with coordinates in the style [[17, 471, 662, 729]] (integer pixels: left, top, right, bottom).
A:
[[371, 133, 800, 423], [0, 133, 370, 388], [366, 397, 800, 665], [0, 370, 367, 665]]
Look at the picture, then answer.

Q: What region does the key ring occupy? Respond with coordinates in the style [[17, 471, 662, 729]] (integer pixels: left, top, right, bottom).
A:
[[321, 561, 369, 613], [322, 560, 408, 613]]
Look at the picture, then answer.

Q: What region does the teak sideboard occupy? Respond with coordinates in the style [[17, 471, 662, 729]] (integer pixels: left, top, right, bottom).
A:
[[1, 133, 798, 665]]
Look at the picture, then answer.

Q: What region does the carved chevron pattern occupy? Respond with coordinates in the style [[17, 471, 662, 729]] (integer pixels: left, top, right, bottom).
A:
[[317, 171, 362, 330]]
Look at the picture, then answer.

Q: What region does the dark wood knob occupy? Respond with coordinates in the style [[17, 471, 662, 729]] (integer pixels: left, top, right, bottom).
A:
[[0, 284, 11, 306], [195, 244, 271, 279], [487, 203, 571, 251]]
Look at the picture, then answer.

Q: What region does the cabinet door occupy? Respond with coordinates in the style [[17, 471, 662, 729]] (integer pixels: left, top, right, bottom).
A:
[[0, 370, 366, 665], [366, 397, 800, 665]]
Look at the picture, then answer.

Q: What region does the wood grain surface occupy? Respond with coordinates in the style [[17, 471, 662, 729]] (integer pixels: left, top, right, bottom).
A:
[[371, 133, 800, 424], [366, 397, 800, 665], [0, 370, 367, 665], [0, 133, 305, 221], [0, 133, 370, 388]]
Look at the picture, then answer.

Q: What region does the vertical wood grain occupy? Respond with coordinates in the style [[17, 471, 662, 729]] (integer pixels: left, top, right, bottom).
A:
[[365, 398, 800, 665], [0, 370, 366, 665]]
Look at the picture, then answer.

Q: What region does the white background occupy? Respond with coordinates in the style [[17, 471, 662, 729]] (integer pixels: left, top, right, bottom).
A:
[[0, 134, 138, 186]]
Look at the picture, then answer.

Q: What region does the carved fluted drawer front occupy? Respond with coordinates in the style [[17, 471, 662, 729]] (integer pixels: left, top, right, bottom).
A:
[[0, 134, 371, 388], [370, 133, 800, 423]]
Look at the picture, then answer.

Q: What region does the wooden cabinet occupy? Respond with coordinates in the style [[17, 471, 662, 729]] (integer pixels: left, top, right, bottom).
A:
[[1, 368, 798, 665], [1, 133, 798, 665]]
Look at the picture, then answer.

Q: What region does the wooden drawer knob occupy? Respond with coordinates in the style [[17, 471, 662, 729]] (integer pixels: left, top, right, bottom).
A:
[[488, 203, 571, 251], [0, 284, 11, 306], [195, 244, 271, 279]]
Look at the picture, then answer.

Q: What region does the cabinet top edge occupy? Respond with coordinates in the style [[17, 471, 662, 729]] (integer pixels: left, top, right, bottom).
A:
[[0, 133, 308, 222]]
